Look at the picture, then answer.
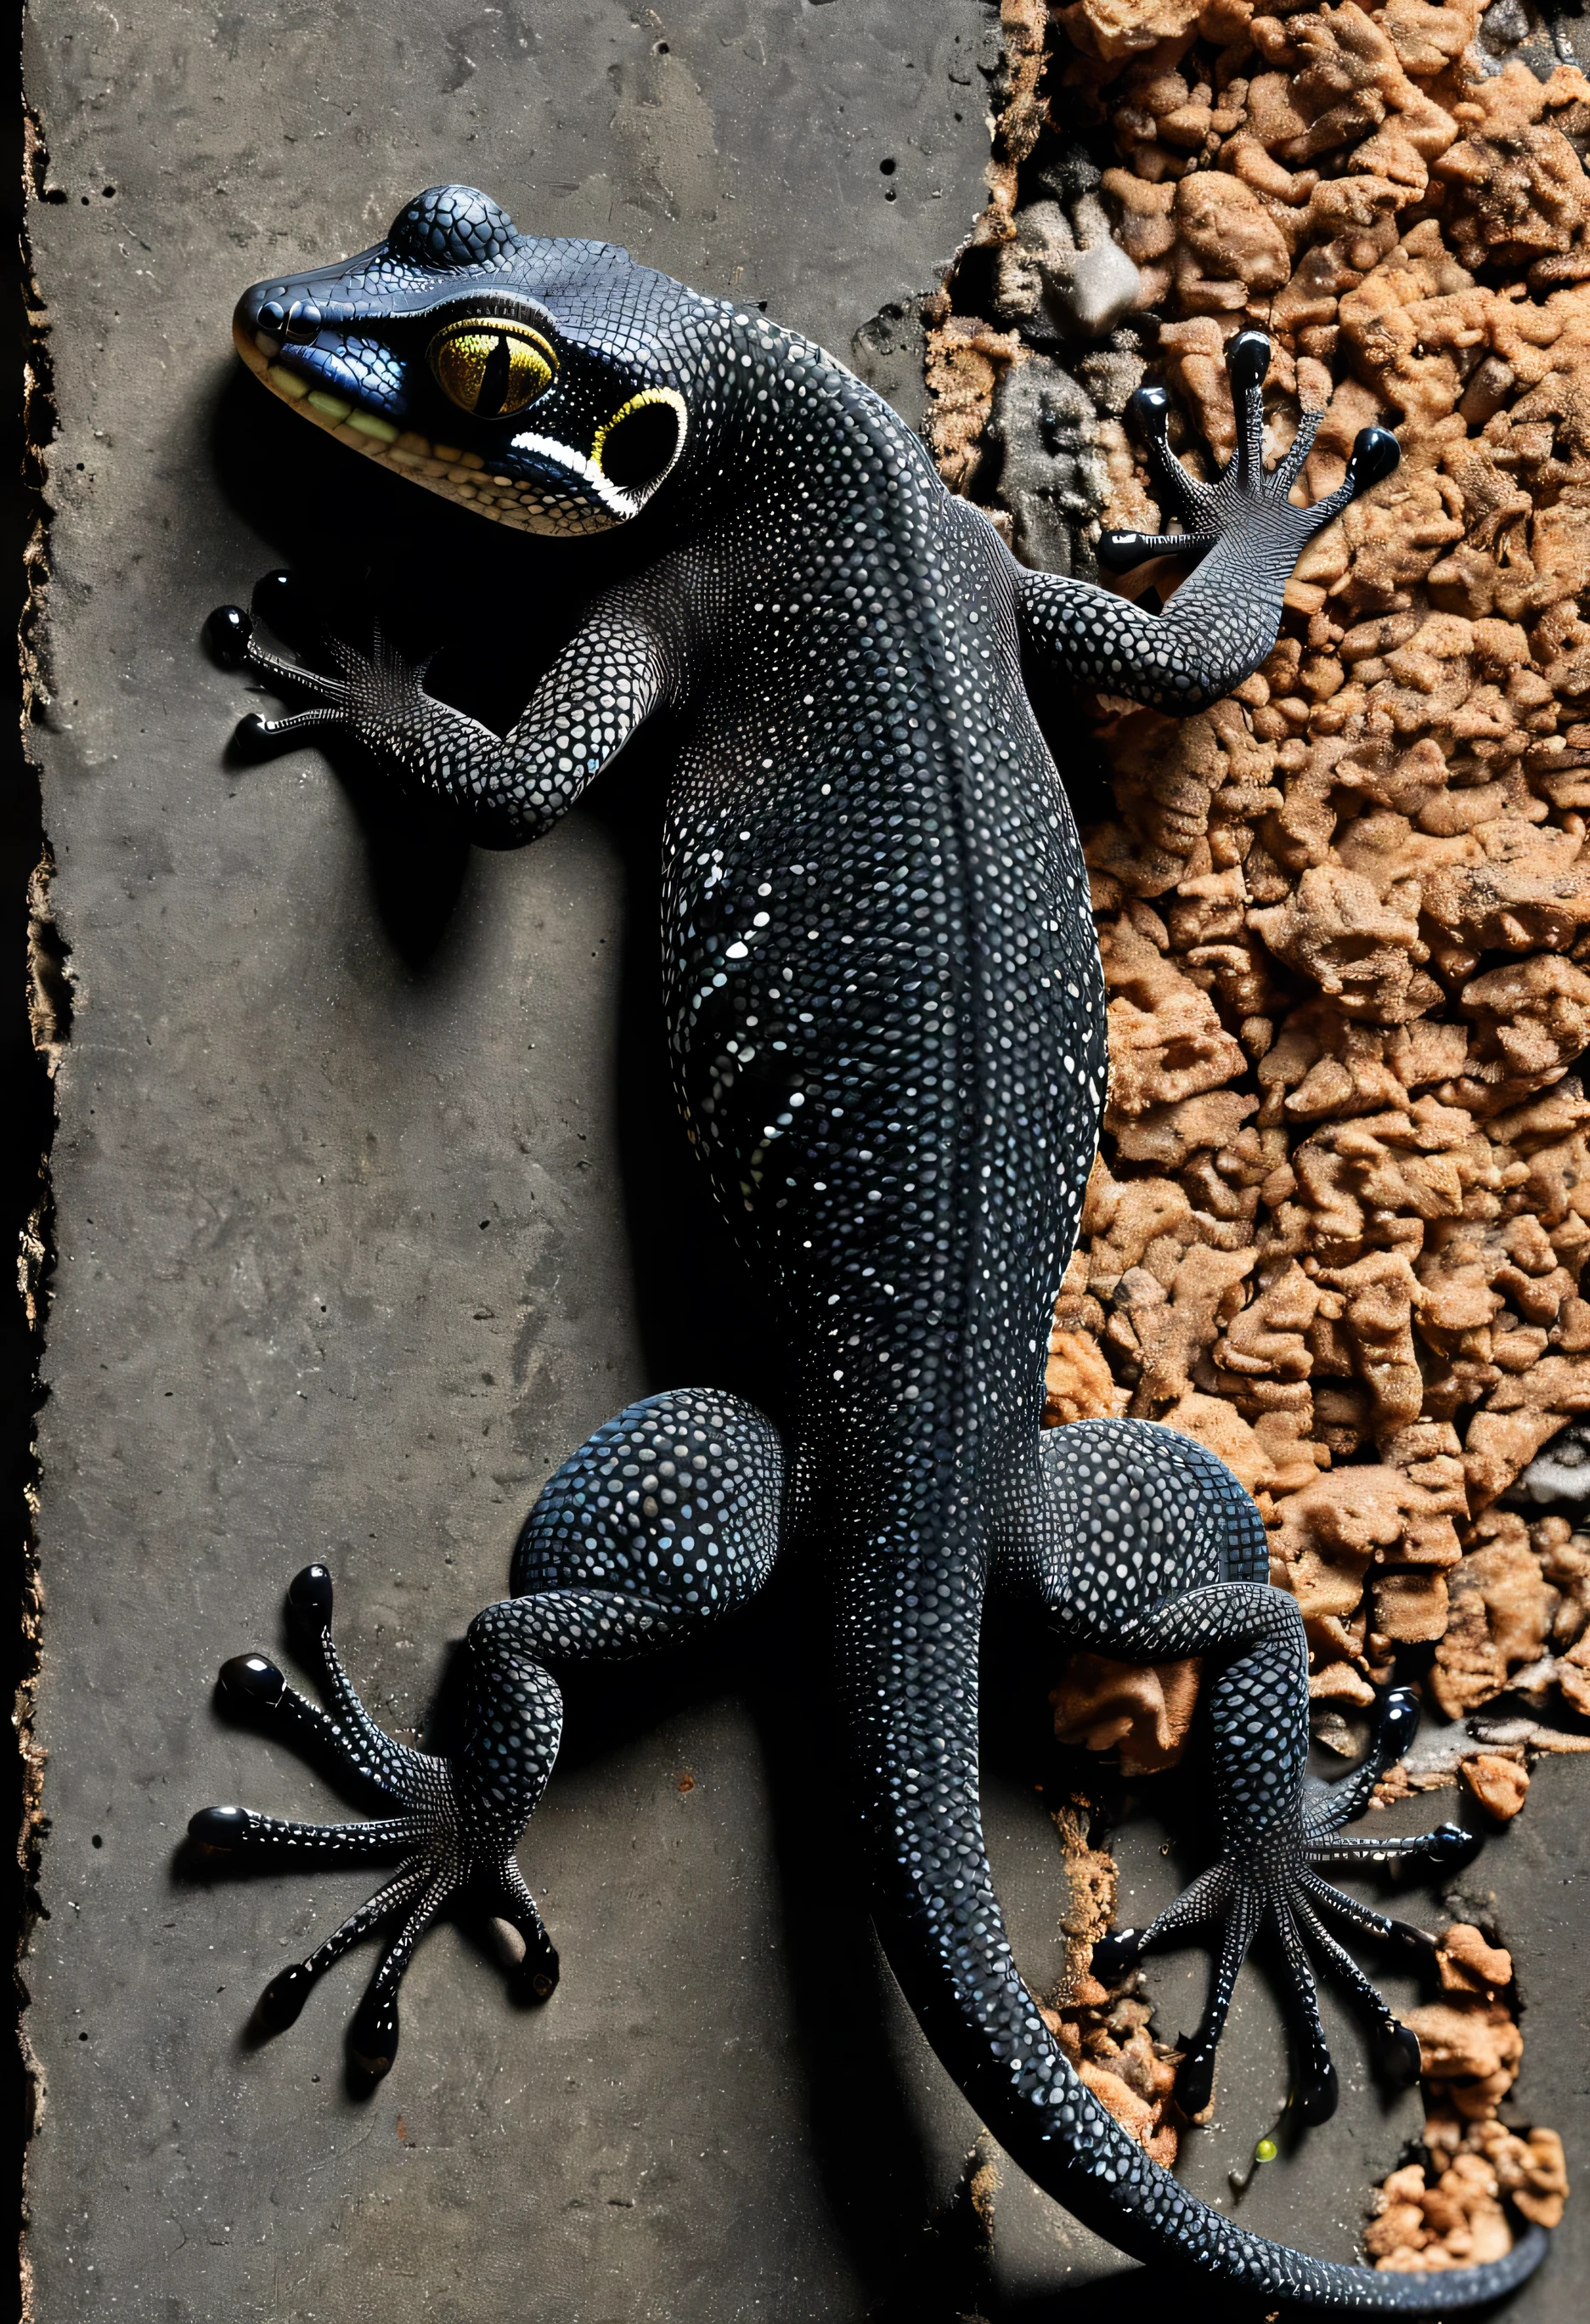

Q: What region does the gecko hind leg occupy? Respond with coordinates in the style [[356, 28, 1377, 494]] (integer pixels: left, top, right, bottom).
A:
[[189, 1557, 558, 2082], [1091, 1689, 1446, 1966], [1011, 1418, 1458, 2124], [189, 1385, 786, 2078]]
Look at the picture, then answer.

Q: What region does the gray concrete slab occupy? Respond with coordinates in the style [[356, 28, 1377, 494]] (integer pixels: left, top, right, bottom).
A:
[[21, 1, 1590, 2318], [20, 6, 1010, 2318]]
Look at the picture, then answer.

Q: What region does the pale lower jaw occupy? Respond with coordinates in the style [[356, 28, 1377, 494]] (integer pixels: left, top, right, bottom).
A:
[[234, 324, 630, 538]]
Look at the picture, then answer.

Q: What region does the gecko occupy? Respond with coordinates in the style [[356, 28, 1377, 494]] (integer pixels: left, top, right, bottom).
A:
[[190, 183, 1550, 2309]]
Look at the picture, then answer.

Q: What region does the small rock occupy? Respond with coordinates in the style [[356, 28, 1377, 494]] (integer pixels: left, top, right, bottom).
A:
[[1514, 1418, 1590, 1510], [1460, 1751, 1531, 1820], [990, 198, 1145, 347], [1437, 1921, 1514, 1995]]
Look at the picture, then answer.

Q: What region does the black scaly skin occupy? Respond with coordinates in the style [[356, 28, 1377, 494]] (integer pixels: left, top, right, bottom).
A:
[[190, 187, 1548, 2307]]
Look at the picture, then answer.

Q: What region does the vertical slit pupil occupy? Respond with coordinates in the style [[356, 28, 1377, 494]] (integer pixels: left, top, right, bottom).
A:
[[476, 334, 514, 417]]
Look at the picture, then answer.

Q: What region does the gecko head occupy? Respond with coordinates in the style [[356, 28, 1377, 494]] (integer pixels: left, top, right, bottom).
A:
[[233, 185, 693, 537]]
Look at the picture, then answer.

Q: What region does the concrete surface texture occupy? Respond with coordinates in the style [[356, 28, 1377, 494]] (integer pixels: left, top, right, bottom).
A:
[[20, 1, 1587, 2319]]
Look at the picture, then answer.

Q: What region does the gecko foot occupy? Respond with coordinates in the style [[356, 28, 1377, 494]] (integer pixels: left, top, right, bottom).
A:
[[1097, 327, 1398, 577], [205, 573, 432, 754], [189, 1563, 560, 2082], [1091, 1689, 1469, 2124]]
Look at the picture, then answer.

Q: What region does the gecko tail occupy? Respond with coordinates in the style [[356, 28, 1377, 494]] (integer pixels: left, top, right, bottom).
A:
[[891, 1887, 1551, 2310], [847, 1565, 1551, 2312]]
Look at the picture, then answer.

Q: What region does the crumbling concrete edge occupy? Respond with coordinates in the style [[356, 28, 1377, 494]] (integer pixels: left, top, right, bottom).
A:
[[12, 59, 69, 2324]]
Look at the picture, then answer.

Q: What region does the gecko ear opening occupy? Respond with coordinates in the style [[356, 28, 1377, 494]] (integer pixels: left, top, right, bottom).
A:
[[593, 390, 686, 491]]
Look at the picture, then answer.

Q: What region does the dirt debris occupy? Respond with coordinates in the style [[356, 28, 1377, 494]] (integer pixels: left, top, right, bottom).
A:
[[1040, 1797, 1186, 2163], [1365, 1924, 1565, 2262], [1051, 1650, 1204, 1771], [1367, 2115, 1568, 2266], [1458, 1745, 1531, 1816], [931, 0, 1590, 1740]]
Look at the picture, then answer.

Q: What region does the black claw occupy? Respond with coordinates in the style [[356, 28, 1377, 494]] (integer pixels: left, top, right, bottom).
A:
[[517, 1947, 561, 2004], [1376, 1684, 1420, 1760], [1226, 329, 1271, 393], [1426, 1820, 1481, 1870], [1098, 530, 1157, 574], [1097, 530, 1211, 574], [189, 1804, 251, 1854], [1296, 2055, 1339, 2126], [1125, 382, 1172, 444], [233, 712, 279, 755], [1376, 2019, 1423, 2088], [348, 1988, 400, 2081], [256, 1960, 315, 2034], [1384, 1915, 1440, 1959], [206, 605, 253, 668], [1090, 1927, 1144, 1982], [288, 1563, 335, 1631], [1345, 425, 1399, 494], [1176, 2046, 1215, 2117], [218, 1653, 286, 1712], [252, 567, 313, 640]]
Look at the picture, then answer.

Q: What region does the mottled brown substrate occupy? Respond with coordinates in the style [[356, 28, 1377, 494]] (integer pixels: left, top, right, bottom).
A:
[[934, 0, 1590, 2238]]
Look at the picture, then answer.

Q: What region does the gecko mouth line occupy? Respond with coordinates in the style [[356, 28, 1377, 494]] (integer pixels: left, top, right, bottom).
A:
[[234, 321, 673, 537]]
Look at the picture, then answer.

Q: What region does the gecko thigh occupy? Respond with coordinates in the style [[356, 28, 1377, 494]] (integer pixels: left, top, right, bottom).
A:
[[509, 1385, 786, 1626], [1006, 1417, 1271, 1644]]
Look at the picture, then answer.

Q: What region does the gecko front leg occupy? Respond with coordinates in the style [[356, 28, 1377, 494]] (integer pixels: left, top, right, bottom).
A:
[[205, 568, 673, 843], [1015, 328, 1399, 714]]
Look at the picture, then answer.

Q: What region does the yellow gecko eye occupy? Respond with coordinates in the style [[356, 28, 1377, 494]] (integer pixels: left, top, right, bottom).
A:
[[426, 319, 557, 418]]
